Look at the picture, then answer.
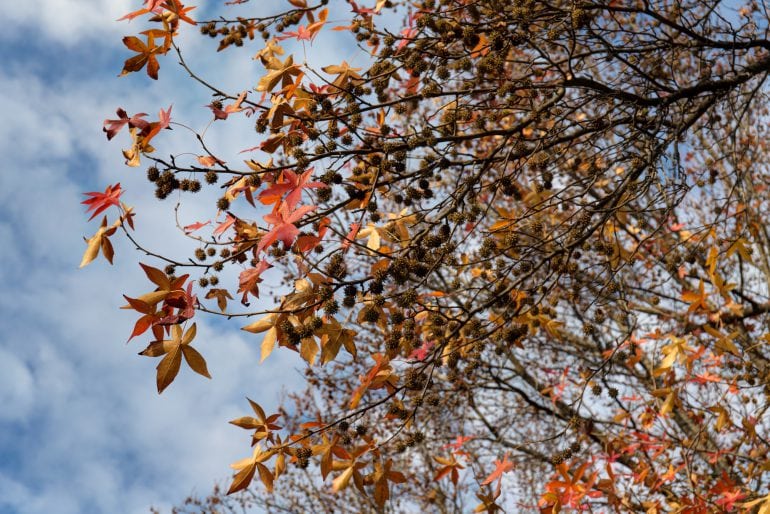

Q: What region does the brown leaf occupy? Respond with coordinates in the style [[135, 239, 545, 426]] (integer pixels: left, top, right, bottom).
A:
[[156, 346, 182, 393], [300, 337, 319, 365], [256, 462, 274, 492], [227, 462, 256, 495], [182, 346, 211, 378]]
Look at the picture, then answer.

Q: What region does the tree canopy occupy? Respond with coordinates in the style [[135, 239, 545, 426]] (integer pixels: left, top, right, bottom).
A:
[[82, 0, 770, 511]]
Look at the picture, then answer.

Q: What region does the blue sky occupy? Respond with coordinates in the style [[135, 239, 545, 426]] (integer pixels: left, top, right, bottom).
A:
[[0, 1, 348, 512]]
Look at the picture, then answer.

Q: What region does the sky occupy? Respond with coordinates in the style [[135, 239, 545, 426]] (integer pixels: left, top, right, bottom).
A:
[[0, 1, 362, 512]]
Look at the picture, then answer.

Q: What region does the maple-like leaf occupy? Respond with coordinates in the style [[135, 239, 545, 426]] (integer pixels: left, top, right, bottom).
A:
[[103, 109, 150, 140], [257, 55, 302, 93], [197, 155, 226, 168], [540, 462, 601, 511], [408, 340, 435, 361], [162, 0, 196, 26], [80, 216, 119, 268], [242, 313, 282, 362], [117, 0, 165, 21], [82, 183, 123, 220], [121, 126, 156, 167], [139, 322, 210, 393], [682, 279, 709, 314], [258, 168, 327, 209], [208, 91, 247, 120], [183, 220, 210, 233], [276, 8, 327, 42], [443, 435, 475, 452], [371, 458, 406, 506], [205, 288, 233, 312], [141, 104, 173, 144], [342, 222, 361, 251], [481, 453, 514, 485], [121, 34, 163, 79], [257, 203, 317, 254], [318, 316, 357, 364], [238, 259, 272, 305], [121, 263, 191, 340], [213, 213, 237, 236], [227, 444, 275, 495], [322, 60, 363, 90], [229, 398, 282, 445]]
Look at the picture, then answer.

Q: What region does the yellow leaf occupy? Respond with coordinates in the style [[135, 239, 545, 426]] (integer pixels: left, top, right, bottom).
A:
[[242, 314, 278, 333], [300, 337, 319, 365], [257, 55, 301, 93], [79, 216, 117, 268], [726, 237, 753, 263], [705, 245, 718, 277], [260, 327, 278, 362], [156, 346, 182, 393], [332, 466, 354, 492], [703, 325, 740, 356], [660, 390, 676, 417], [182, 346, 211, 379], [356, 223, 382, 251], [742, 494, 770, 514]]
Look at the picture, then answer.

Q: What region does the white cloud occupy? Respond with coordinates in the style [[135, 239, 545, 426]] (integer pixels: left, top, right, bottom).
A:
[[0, 10, 313, 514], [1, 0, 136, 44]]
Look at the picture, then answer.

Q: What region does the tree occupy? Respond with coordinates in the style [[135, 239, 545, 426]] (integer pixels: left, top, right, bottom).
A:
[[82, 0, 770, 511]]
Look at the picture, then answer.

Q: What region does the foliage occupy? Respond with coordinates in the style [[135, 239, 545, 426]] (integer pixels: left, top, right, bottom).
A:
[[82, 0, 770, 511]]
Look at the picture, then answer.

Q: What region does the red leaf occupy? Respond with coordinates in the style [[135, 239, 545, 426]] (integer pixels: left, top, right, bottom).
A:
[[82, 183, 123, 220], [258, 168, 326, 209], [342, 222, 361, 251], [197, 155, 226, 167], [238, 259, 272, 304], [257, 204, 317, 254], [103, 109, 149, 140], [208, 91, 247, 120], [213, 213, 236, 236], [183, 220, 210, 233], [481, 454, 514, 485]]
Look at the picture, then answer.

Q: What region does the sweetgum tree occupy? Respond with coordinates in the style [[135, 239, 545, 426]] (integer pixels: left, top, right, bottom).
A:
[[82, 0, 770, 511]]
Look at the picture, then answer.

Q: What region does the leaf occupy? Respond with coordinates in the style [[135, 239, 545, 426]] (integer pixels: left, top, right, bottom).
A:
[[481, 454, 514, 485], [183, 220, 210, 233], [258, 168, 326, 209], [156, 346, 182, 393], [197, 155, 226, 167], [256, 462, 274, 492], [742, 493, 770, 514], [356, 223, 382, 250], [120, 34, 162, 79], [103, 109, 149, 140], [140, 323, 206, 393], [182, 346, 212, 378], [319, 317, 357, 364], [300, 337, 319, 365], [257, 203, 317, 254], [208, 91, 247, 120], [80, 216, 119, 268], [726, 237, 753, 263], [322, 61, 363, 90], [243, 313, 279, 334], [205, 288, 233, 312], [332, 466, 354, 492], [682, 279, 708, 314], [260, 327, 278, 362], [342, 222, 361, 251], [238, 259, 272, 304], [227, 461, 257, 495], [257, 55, 302, 93], [242, 313, 280, 362], [140, 262, 172, 289]]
